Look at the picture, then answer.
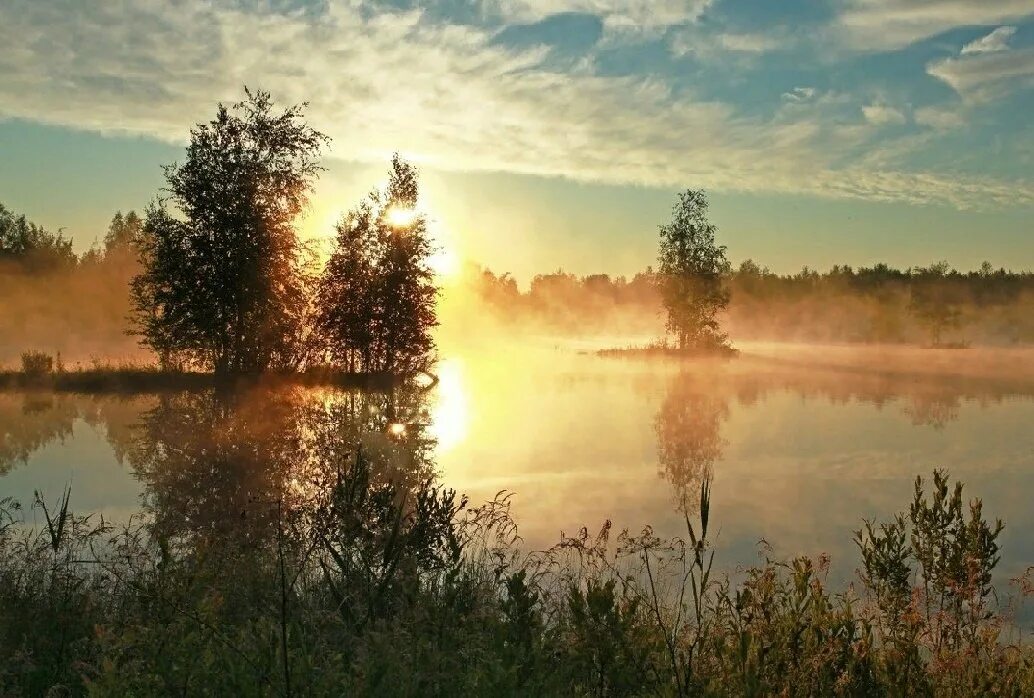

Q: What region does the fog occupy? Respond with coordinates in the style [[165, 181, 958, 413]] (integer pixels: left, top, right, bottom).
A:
[[0, 259, 144, 368], [457, 261, 1034, 348], [3, 249, 1033, 372]]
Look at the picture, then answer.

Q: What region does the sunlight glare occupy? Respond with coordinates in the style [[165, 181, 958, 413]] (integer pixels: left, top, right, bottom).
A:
[[429, 247, 460, 279], [385, 206, 418, 228], [429, 358, 469, 453]]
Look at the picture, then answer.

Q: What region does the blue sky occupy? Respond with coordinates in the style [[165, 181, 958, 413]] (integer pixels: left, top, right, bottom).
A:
[[1, 0, 1032, 277]]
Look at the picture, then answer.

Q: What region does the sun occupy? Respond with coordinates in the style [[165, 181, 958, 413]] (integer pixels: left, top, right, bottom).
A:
[[312, 197, 461, 279], [385, 206, 418, 228]]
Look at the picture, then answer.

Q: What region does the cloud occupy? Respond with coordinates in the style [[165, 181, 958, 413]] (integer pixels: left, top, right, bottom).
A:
[[716, 32, 782, 53], [0, 0, 1031, 211], [961, 26, 1017, 54], [914, 106, 966, 130], [928, 48, 1034, 102], [670, 27, 788, 59], [862, 103, 907, 125], [837, 0, 1033, 50], [484, 0, 712, 27], [782, 87, 817, 103]]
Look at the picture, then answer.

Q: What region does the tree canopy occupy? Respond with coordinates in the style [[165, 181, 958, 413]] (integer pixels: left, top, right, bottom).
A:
[[103, 210, 143, 258], [0, 203, 75, 271], [657, 189, 731, 352], [130, 89, 328, 374], [315, 155, 438, 375]]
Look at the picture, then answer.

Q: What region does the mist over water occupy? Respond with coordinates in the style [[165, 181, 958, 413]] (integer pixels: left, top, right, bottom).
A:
[[4, 338, 1033, 601]]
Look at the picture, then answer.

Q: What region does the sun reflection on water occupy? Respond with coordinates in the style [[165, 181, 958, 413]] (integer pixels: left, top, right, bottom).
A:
[[429, 358, 469, 453]]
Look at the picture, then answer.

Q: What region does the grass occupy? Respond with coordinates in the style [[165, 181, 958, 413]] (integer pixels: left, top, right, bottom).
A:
[[0, 356, 411, 394], [1, 462, 1032, 696]]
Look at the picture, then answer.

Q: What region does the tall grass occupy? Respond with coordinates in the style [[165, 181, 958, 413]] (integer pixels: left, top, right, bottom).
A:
[[1, 466, 1032, 695]]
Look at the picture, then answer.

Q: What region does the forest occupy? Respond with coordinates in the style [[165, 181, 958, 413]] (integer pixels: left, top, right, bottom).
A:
[[469, 260, 1034, 346]]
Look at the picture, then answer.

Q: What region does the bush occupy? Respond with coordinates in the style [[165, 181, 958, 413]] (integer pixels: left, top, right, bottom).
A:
[[20, 350, 53, 376], [1, 469, 1032, 696]]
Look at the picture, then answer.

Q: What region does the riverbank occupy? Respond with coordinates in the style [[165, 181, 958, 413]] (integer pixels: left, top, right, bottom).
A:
[[0, 366, 416, 394]]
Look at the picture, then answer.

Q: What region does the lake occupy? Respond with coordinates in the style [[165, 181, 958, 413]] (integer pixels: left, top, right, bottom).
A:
[[3, 340, 1033, 601]]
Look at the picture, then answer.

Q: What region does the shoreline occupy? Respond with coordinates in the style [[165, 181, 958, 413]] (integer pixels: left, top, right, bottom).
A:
[[0, 367, 420, 394]]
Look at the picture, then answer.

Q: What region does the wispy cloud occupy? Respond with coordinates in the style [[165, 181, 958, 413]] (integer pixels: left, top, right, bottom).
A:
[[0, 0, 1031, 211], [862, 103, 907, 126], [670, 27, 789, 59], [961, 26, 1017, 55], [836, 0, 1033, 50], [483, 0, 712, 27], [781, 87, 817, 103], [716, 32, 782, 53], [928, 48, 1034, 102], [914, 106, 966, 130]]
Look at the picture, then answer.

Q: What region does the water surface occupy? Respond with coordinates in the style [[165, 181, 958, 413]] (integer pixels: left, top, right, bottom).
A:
[[3, 341, 1033, 595]]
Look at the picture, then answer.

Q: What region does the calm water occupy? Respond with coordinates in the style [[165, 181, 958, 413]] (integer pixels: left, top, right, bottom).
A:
[[3, 341, 1033, 594]]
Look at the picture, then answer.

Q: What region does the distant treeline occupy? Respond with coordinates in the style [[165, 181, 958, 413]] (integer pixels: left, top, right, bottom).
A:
[[468, 260, 1034, 345], [0, 206, 143, 364]]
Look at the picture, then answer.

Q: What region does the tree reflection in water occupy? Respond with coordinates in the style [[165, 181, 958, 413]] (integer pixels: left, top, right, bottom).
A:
[[0, 392, 77, 475], [654, 371, 728, 513], [902, 391, 962, 430], [110, 383, 438, 548]]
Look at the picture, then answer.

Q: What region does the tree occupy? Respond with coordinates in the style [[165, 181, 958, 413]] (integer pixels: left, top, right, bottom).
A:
[[657, 190, 731, 351], [0, 203, 76, 271], [316, 155, 438, 375], [130, 89, 328, 374], [103, 210, 143, 259], [314, 199, 378, 372], [909, 261, 963, 347]]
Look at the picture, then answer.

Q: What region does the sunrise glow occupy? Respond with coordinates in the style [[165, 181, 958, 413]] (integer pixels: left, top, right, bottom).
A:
[[429, 358, 468, 453], [385, 206, 417, 228]]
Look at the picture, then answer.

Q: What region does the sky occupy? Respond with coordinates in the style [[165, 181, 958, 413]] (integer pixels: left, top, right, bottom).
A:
[[1, 0, 1032, 279]]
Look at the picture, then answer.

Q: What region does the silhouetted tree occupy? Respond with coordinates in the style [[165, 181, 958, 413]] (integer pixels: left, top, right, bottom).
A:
[[130, 89, 328, 374], [657, 190, 731, 351], [0, 203, 75, 271], [315, 200, 378, 372], [316, 155, 438, 375], [103, 210, 143, 259]]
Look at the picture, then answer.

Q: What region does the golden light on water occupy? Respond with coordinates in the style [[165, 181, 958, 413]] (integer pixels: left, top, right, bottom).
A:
[[429, 358, 469, 453]]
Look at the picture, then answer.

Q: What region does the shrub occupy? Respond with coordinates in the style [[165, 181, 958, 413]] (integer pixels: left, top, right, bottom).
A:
[[20, 350, 53, 376], [1, 469, 1032, 696]]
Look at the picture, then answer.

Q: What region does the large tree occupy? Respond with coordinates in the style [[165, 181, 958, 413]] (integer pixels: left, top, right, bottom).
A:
[[316, 155, 438, 375], [657, 190, 731, 352], [131, 89, 327, 374]]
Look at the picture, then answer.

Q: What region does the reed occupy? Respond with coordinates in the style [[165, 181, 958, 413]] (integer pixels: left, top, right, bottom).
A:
[[1, 468, 1031, 695]]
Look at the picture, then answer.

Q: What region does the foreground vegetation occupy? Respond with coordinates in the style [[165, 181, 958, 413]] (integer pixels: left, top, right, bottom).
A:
[[2, 463, 1032, 696]]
